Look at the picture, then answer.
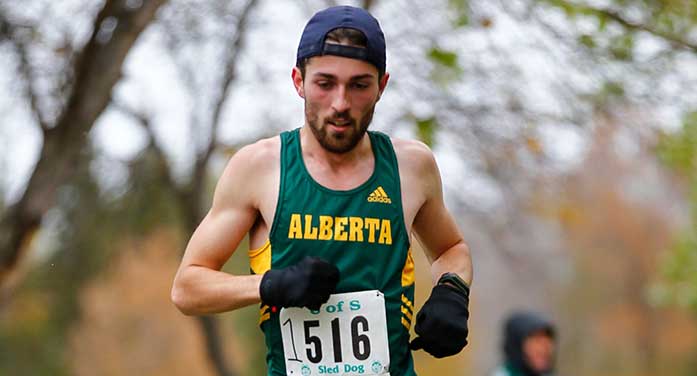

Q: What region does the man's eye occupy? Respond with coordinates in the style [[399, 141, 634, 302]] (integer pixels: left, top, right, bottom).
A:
[[351, 82, 369, 89], [317, 81, 333, 89]]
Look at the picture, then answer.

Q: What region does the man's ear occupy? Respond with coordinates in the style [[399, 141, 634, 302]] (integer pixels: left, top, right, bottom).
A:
[[376, 72, 390, 102], [292, 67, 305, 98]]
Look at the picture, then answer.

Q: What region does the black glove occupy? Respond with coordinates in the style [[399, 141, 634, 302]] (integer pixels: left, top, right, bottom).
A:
[[409, 273, 470, 358], [260, 256, 340, 311]]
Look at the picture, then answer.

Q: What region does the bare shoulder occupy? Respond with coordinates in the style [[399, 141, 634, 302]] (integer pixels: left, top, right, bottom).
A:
[[391, 137, 442, 218], [233, 136, 280, 168], [213, 136, 281, 210], [391, 137, 438, 177], [220, 136, 280, 178]]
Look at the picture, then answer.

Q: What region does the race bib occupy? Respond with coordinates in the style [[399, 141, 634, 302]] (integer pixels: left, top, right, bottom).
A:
[[280, 290, 391, 376]]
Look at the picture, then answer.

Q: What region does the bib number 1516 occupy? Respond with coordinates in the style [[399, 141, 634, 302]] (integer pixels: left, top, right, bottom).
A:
[[280, 290, 390, 375], [283, 315, 371, 363]]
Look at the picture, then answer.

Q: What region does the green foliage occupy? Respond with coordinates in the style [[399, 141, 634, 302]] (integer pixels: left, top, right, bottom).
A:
[[542, 0, 580, 18], [448, 0, 470, 27], [655, 110, 697, 316], [598, 12, 609, 31], [657, 111, 697, 174], [656, 11, 677, 34], [608, 34, 634, 61], [426, 46, 463, 87], [538, 0, 697, 65], [604, 81, 625, 97], [427, 47, 459, 69], [414, 116, 438, 147], [579, 34, 596, 48], [590, 80, 626, 109], [653, 1, 697, 34], [663, 235, 697, 311], [652, 234, 697, 314]]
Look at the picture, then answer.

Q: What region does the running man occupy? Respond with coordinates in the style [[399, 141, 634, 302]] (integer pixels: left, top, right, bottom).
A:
[[171, 6, 473, 375]]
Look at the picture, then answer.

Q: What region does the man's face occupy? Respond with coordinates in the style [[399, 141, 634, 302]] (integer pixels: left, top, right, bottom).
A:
[[523, 330, 555, 373], [292, 54, 389, 154]]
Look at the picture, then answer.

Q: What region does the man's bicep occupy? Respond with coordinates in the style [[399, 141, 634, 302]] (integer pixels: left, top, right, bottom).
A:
[[181, 205, 257, 271], [180, 149, 260, 271], [412, 196, 463, 261], [410, 147, 464, 260]]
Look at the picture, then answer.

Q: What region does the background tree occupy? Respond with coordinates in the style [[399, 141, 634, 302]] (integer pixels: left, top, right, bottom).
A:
[[113, 1, 261, 374], [0, 0, 168, 294]]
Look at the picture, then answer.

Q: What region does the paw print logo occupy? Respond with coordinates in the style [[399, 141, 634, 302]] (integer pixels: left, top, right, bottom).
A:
[[371, 361, 383, 373]]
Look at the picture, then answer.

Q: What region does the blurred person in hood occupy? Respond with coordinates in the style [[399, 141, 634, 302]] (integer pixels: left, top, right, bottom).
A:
[[491, 311, 557, 376]]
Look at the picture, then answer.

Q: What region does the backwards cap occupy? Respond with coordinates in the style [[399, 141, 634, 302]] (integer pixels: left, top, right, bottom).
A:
[[296, 6, 386, 73]]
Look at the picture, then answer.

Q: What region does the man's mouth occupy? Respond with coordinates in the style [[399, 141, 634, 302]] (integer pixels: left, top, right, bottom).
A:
[[328, 120, 352, 127]]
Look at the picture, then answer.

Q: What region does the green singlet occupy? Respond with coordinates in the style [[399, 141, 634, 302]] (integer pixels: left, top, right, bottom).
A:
[[248, 128, 417, 375]]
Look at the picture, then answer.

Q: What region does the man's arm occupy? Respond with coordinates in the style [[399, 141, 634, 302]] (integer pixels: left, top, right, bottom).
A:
[[170, 143, 269, 316], [410, 144, 473, 286], [400, 140, 473, 358]]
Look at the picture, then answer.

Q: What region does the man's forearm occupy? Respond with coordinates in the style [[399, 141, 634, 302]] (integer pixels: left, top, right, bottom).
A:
[[429, 240, 472, 286], [171, 266, 263, 315], [412, 239, 472, 358]]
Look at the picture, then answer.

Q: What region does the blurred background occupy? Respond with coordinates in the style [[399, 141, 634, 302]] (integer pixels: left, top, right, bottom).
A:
[[1, 0, 697, 375]]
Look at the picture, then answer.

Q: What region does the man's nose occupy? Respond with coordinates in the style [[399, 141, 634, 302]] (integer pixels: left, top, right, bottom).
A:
[[331, 86, 350, 113]]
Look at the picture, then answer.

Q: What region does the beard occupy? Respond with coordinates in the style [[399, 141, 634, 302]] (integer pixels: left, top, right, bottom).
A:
[[305, 101, 375, 154]]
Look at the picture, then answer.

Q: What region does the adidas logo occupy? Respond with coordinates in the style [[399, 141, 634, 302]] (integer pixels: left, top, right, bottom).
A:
[[367, 186, 392, 204]]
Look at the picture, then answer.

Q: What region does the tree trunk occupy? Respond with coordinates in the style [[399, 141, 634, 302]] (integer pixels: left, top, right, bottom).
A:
[[0, 0, 169, 289], [197, 316, 238, 376]]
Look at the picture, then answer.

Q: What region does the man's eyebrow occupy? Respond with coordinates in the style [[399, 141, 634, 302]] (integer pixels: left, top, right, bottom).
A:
[[311, 73, 376, 80], [313, 73, 337, 80], [349, 74, 376, 81]]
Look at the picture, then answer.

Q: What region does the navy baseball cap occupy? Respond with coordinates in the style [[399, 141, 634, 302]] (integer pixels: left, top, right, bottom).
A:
[[296, 6, 386, 73]]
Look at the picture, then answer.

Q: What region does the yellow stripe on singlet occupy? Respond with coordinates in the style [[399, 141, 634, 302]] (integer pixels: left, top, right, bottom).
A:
[[401, 306, 413, 321], [250, 241, 272, 325], [401, 248, 415, 287], [401, 293, 414, 330], [248, 240, 271, 275]]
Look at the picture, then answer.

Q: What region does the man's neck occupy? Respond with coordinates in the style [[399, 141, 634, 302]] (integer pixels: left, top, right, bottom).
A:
[[299, 125, 372, 171]]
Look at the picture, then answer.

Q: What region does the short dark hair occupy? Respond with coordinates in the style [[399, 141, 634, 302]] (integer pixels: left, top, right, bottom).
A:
[[297, 27, 384, 80]]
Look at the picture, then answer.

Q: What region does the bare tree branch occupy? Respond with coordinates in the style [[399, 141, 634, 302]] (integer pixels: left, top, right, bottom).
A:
[[167, 0, 262, 240], [0, 0, 169, 290], [15, 36, 50, 132], [561, 1, 697, 53], [0, 9, 10, 44], [112, 100, 182, 188], [205, 0, 259, 163], [0, 9, 49, 131]]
